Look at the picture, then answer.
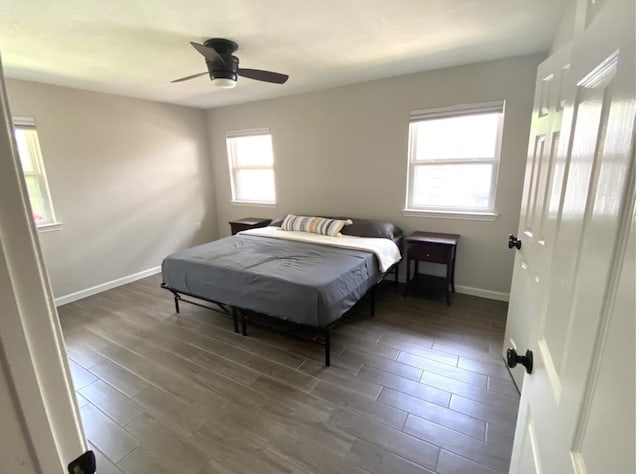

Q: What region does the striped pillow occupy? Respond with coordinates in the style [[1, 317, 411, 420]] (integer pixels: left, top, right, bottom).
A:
[[281, 214, 352, 237]]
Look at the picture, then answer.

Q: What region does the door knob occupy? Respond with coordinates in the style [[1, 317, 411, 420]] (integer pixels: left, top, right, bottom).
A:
[[508, 234, 522, 250], [506, 348, 533, 374]]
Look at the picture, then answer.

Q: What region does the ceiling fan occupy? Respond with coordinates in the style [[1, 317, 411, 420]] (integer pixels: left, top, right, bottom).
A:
[[172, 38, 289, 88]]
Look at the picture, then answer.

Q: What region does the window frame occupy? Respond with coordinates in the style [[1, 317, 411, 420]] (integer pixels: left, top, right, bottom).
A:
[[12, 116, 61, 231], [225, 127, 277, 206], [404, 101, 505, 219]]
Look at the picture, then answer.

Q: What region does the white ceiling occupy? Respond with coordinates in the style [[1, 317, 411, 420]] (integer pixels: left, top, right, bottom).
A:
[[0, 0, 567, 109]]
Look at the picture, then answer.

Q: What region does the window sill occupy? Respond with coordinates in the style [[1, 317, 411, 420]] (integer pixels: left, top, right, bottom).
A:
[[402, 209, 498, 221], [231, 201, 277, 208], [36, 222, 63, 233]]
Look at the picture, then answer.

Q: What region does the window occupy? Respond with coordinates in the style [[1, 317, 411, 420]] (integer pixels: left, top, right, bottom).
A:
[[13, 117, 59, 228], [405, 101, 504, 216], [226, 128, 276, 204]]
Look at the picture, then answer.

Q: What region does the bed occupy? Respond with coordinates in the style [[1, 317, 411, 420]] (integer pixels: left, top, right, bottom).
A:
[[161, 215, 403, 365]]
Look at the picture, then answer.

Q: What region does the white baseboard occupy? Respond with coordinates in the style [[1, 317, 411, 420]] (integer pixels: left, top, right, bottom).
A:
[[53, 267, 509, 306], [54, 266, 161, 307], [456, 284, 510, 302]]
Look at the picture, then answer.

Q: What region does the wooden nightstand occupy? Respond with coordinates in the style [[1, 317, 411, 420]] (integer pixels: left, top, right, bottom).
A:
[[404, 231, 460, 305], [229, 217, 271, 235]]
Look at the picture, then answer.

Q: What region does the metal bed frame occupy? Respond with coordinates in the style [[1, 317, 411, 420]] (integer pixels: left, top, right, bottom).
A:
[[160, 262, 399, 366]]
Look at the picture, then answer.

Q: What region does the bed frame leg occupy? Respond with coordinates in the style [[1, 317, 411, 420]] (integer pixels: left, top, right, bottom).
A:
[[325, 328, 331, 367], [174, 294, 180, 314], [241, 313, 248, 336], [232, 307, 239, 333], [370, 285, 376, 317]]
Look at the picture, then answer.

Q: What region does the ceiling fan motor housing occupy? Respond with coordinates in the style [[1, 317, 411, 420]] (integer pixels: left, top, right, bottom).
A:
[[207, 55, 239, 81], [204, 38, 239, 81]]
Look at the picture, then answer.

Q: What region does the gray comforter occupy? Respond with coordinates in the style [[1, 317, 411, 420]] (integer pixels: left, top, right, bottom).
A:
[[161, 234, 380, 327]]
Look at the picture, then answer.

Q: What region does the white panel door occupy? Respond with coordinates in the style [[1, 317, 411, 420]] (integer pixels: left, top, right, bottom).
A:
[[508, 0, 635, 472], [503, 43, 571, 391]]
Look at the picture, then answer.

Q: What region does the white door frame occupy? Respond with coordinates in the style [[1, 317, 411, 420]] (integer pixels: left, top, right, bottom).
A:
[[0, 54, 85, 471]]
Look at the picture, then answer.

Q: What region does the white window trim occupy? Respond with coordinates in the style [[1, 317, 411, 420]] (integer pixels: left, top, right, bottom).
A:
[[12, 116, 62, 231], [226, 127, 277, 205], [402, 209, 499, 221], [404, 100, 505, 216], [36, 222, 63, 232], [230, 200, 278, 208]]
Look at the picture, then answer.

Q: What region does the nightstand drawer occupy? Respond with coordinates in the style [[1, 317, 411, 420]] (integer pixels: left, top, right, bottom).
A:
[[408, 243, 450, 263]]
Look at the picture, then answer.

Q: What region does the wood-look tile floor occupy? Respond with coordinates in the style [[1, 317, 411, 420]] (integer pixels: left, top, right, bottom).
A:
[[59, 275, 519, 474]]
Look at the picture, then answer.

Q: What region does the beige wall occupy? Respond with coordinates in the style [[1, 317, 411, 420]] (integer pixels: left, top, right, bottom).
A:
[[549, 0, 577, 54], [5, 53, 541, 300], [5, 79, 218, 299], [207, 54, 542, 297]]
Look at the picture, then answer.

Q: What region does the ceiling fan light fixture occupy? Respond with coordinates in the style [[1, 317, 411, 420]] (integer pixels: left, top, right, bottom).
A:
[[212, 77, 237, 89]]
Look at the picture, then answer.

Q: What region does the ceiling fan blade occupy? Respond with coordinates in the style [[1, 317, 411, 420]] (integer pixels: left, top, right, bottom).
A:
[[190, 42, 225, 64], [171, 71, 208, 83], [238, 68, 289, 84]]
